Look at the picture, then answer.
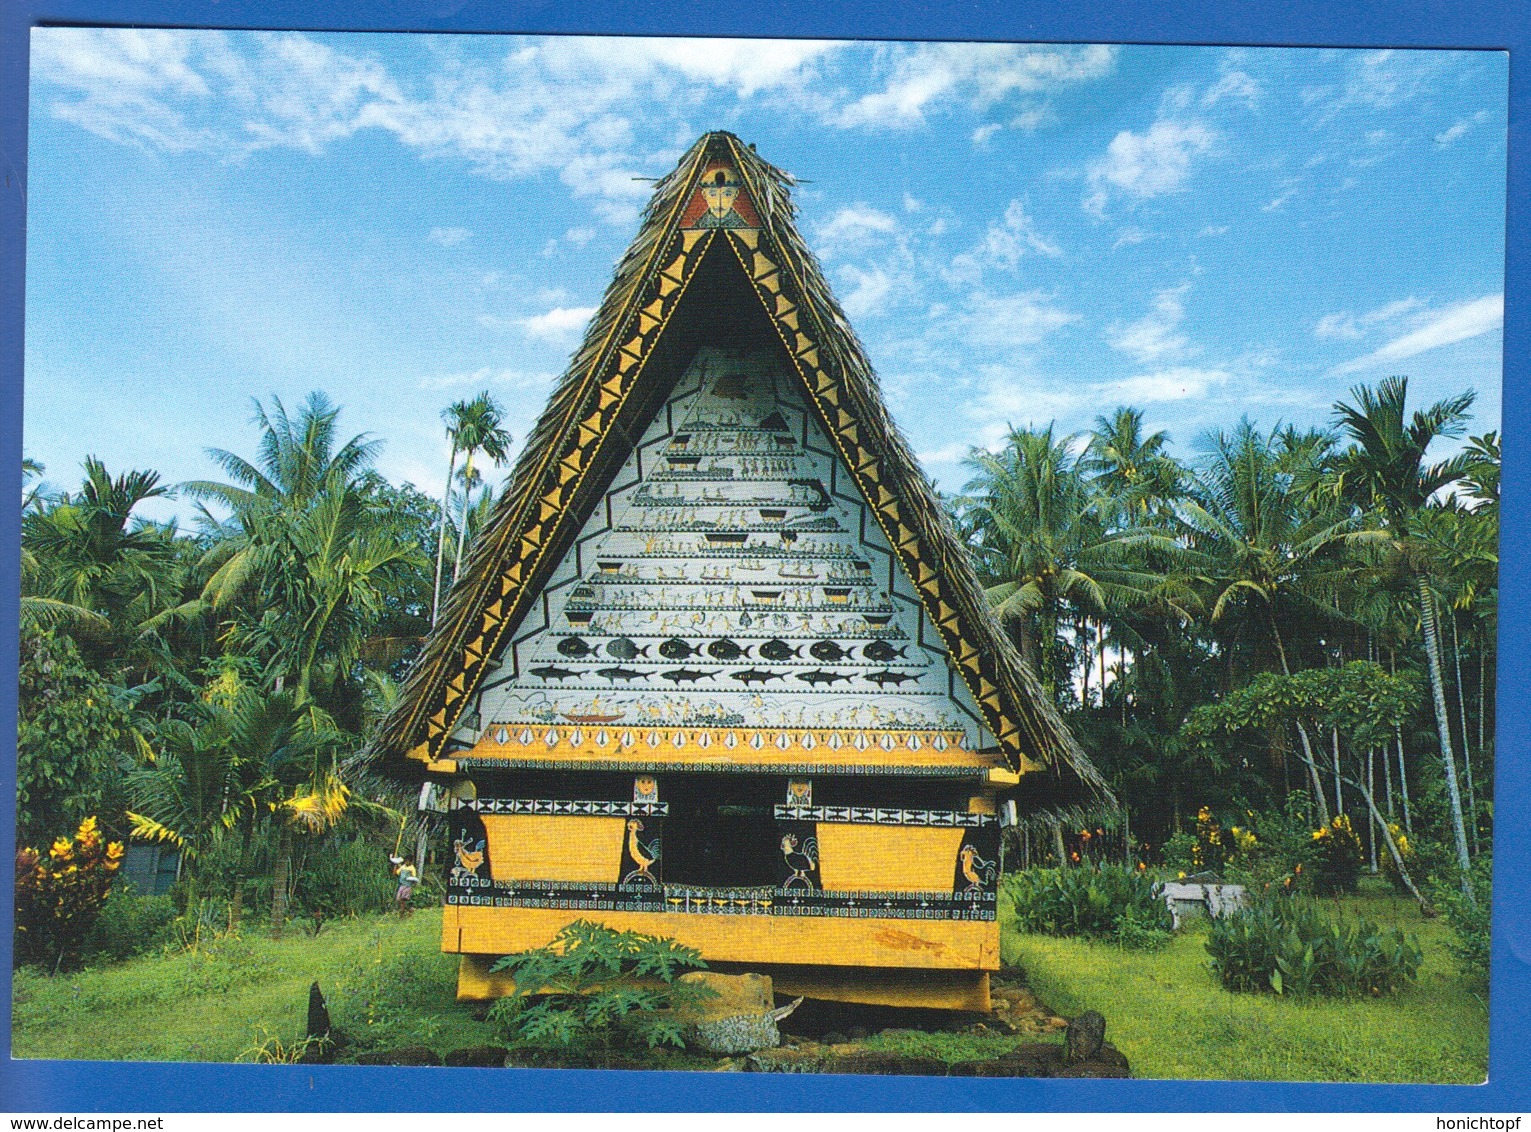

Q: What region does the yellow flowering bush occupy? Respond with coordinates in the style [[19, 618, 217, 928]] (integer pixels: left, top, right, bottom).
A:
[[1308, 814, 1362, 895], [1379, 821, 1414, 894], [14, 816, 125, 971]]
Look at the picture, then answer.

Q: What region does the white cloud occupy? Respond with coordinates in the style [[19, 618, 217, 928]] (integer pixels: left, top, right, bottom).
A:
[[1112, 227, 1147, 250], [517, 305, 597, 342], [1104, 366, 1228, 402], [813, 204, 899, 257], [944, 199, 1060, 284], [1331, 294, 1503, 374], [428, 226, 471, 246], [1084, 120, 1215, 215], [1199, 225, 1229, 237], [837, 265, 895, 319], [827, 42, 1114, 130], [1202, 69, 1261, 108], [1261, 182, 1299, 212], [28, 29, 842, 217], [565, 227, 597, 247], [1436, 110, 1491, 146], [1108, 285, 1193, 363], [1313, 296, 1422, 340], [417, 366, 555, 392], [972, 123, 1002, 146], [949, 291, 1079, 350]]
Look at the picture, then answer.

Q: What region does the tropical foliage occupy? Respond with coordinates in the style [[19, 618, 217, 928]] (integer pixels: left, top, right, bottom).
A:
[[951, 375, 1494, 919], [17, 390, 511, 961], [1205, 888, 1422, 998], [487, 920, 712, 1051]]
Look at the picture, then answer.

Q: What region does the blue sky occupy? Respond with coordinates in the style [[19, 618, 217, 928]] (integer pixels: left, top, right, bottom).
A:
[[23, 31, 1508, 525]]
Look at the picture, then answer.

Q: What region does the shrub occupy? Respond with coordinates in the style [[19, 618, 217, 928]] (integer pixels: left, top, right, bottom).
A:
[[83, 885, 179, 962], [1009, 865, 1173, 948], [1307, 814, 1362, 896], [294, 835, 401, 925], [1206, 889, 1421, 997], [1162, 831, 1197, 874], [1430, 855, 1491, 983], [14, 816, 125, 971], [1192, 806, 1226, 873], [487, 920, 712, 1051]]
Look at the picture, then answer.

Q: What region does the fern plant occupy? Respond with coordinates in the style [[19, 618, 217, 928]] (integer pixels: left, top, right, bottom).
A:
[[487, 920, 713, 1052]]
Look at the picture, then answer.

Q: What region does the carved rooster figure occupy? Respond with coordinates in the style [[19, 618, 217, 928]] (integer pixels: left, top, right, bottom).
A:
[[780, 833, 819, 891], [623, 818, 661, 887], [959, 844, 996, 894], [452, 836, 486, 881]]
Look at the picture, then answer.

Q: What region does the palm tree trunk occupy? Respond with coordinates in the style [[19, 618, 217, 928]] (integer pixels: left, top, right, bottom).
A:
[[452, 450, 477, 584], [1450, 611, 1478, 854], [271, 822, 293, 938], [1366, 744, 1377, 872], [1331, 726, 1343, 817], [1053, 821, 1067, 867], [1417, 574, 1474, 898], [1267, 608, 1330, 824], [229, 816, 255, 933], [1098, 621, 1106, 701], [1396, 727, 1412, 833], [431, 448, 458, 625]]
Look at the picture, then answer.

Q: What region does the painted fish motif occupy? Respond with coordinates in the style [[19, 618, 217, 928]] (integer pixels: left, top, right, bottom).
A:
[[731, 668, 785, 686], [605, 637, 650, 660], [861, 641, 910, 663], [659, 668, 715, 684], [707, 639, 751, 661], [865, 669, 917, 688], [658, 638, 702, 660], [809, 640, 850, 662], [758, 639, 801, 662], [796, 670, 852, 687], [530, 665, 580, 683], [556, 636, 597, 658], [596, 666, 647, 683]]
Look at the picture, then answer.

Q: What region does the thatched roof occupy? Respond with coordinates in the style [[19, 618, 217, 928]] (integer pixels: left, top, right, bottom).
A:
[[369, 131, 1112, 820]]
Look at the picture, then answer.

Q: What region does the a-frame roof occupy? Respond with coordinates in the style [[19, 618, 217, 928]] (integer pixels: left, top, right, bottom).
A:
[[373, 132, 1111, 818]]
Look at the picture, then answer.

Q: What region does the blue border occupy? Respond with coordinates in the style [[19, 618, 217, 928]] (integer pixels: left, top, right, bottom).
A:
[[0, 0, 1525, 1113]]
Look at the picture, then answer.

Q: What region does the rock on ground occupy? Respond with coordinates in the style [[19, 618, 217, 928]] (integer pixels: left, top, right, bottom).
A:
[[675, 971, 783, 1055]]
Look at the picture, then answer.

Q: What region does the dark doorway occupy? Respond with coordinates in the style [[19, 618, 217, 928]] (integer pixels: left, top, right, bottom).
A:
[[661, 776, 780, 888]]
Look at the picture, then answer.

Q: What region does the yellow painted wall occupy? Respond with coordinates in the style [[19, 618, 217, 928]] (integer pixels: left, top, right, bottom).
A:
[[456, 954, 992, 1011], [443, 903, 998, 972], [815, 824, 965, 892], [481, 814, 626, 883]]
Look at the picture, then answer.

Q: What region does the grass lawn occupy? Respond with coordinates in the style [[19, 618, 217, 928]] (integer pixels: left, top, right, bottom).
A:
[[1001, 877, 1489, 1083], [12, 879, 1490, 1081], [11, 908, 499, 1063]]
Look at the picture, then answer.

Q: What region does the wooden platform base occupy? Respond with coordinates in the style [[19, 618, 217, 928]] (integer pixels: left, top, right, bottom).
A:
[[456, 953, 991, 1012]]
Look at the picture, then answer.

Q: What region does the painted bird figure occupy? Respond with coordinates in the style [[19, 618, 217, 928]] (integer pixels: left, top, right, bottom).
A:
[[780, 833, 819, 891], [452, 837, 486, 879], [959, 844, 996, 894], [623, 819, 661, 887]]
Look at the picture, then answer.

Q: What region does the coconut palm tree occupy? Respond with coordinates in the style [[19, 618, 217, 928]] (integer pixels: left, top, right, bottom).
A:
[[431, 392, 513, 622], [21, 458, 179, 664], [1179, 420, 1358, 821], [448, 393, 512, 587], [1331, 376, 1478, 892], [960, 425, 1188, 692]]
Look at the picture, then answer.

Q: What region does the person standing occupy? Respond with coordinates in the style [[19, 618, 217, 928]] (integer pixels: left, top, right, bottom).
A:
[[391, 855, 419, 917]]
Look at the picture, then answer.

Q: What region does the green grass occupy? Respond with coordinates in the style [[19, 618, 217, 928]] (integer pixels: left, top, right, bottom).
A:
[[11, 908, 499, 1063], [11, 880, 1491, 1080], [1001, 878, 1489, 1083]]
